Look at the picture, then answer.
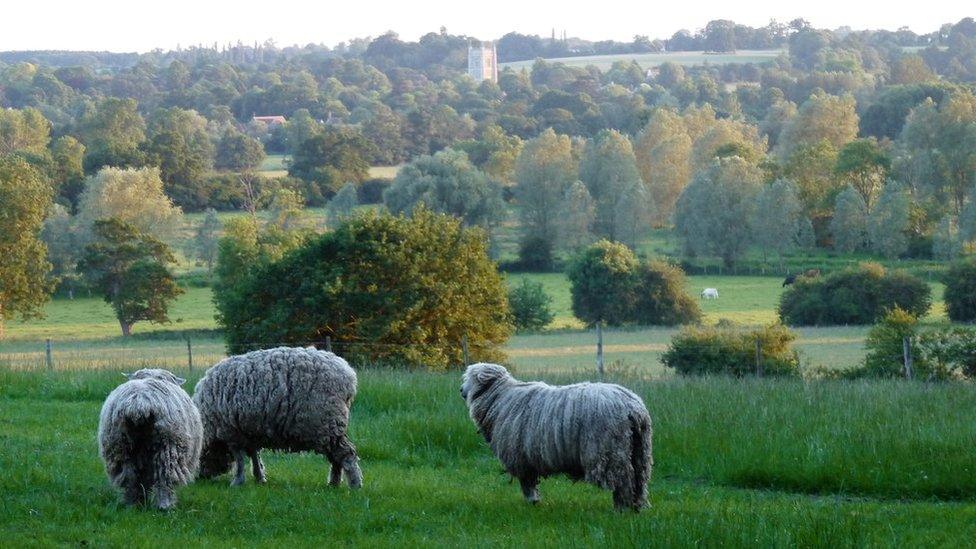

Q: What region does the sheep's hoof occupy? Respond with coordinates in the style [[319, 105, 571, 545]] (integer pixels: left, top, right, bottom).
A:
[[230, 477, 245, 487], [255, 476, 267, 484]]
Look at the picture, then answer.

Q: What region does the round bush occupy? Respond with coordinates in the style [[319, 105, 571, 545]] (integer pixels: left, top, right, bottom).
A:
[[508, 279, 555, 332], [567, 240, 639, 326], [632, 260, 702, 325], [217, 209, 512, 369], [778, 263, 931, 326], [944, 259, 976, 322]]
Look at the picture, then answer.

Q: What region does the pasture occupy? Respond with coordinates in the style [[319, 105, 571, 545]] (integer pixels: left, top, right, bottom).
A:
[[2, 369, 975, 546], [499, 49, 784, 71]]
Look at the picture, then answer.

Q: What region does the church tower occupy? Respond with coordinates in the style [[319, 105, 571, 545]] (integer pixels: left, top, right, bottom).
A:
[[467, 41, 498, 83]]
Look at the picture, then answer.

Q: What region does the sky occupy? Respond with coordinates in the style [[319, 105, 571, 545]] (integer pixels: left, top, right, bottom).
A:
[[2, 0, 972, 52]]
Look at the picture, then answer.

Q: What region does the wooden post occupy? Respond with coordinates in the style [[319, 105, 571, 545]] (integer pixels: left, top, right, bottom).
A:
[[755, 336, 763, 377], [461, 335, 470, 367], [903, 336, 913, 380], [186, 337, 193, 372], [596, 323, 604, 379], [326, 336, 332, 353], [45, 339, 52, 370]]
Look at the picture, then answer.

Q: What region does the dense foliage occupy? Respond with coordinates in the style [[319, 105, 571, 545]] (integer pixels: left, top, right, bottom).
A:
[[507, 279, 554, 332], [943, 258, 976, 322], [215, 209, 512, 369], [662, 323, 800, 377], [778, 263, 931, 325]]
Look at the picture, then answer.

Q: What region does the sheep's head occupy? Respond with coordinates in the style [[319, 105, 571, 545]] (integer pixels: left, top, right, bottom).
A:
[[460, 363, 510, 404], [198, 437, 233, 479], [123, 369, 186, 386]]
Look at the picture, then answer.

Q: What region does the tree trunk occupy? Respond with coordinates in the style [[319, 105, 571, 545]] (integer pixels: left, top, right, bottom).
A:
[[120, 320, 133, 337]]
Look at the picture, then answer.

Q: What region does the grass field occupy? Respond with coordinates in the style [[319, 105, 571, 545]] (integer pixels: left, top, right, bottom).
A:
[[255, 155, 400, 181], [2, 369, 975, 546], [500, 49, 784, 71]]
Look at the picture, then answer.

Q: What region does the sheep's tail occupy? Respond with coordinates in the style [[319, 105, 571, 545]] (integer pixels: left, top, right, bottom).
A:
[[629, 411, 652, 509]]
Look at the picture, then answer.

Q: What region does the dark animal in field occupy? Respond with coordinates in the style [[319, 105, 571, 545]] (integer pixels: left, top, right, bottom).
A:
[[782, 275, 797, 287], [461, 363, 652, 511]]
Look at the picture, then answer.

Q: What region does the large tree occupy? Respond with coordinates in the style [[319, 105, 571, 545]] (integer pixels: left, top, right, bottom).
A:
[[579, 129, 650, 247], [634, 109, 693, 224], [145, 108, 215, 209], [830, 185, 869, 253], [868, 181, 911, 259], [751, 179, 806, 267], [776, 91, 858, 161], [513, 129, 577, 256], [78, 97, 146, 172], [215, 129, 265, 171], [288, 127, 372, 197], [77, 219, 183, 336], [76, 166, 183, 245], [835, 138, 890, 210], [0, 107, 50, 156], [0, 157, 54, 338]]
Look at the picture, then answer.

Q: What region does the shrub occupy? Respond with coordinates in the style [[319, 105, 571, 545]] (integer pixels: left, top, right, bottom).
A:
[[508, 279, 554, 332], [662, 323, 800, 377], [567, 240, 639, 326], [216, 208, 512, 370], [517, 235, 555, 272], [632, 261, 702, 325], [357, 178, 391, 204], [778, 263, 931, 325], [859, 307, 918, 379], [943, 259, 976, 322]]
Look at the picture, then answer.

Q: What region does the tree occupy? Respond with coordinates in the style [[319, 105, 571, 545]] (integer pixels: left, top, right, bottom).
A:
[[634, 109, 692, 224], [215, 130, 266, 171], [781, 139, 841, 216], [145, 108, 215, 209], [834, 138, 889, 210], [0, 107, 50, 156], [690, 117, 767, 172], [216, 209, 512, 369], [327, 182, 359, 224], [776, 92, 858, 160], [77, 218, 182, 336], [288, 127, 372, 197], [890, 55, 936, 85], [558, 181, 596, 251], [50, 136, 86, 207], [514, 129, 577, 258], [567, 240, 639, 326], [867, 181, 911, 259], [41, 203, 81, 298], [78, 97, 146, 172], [455, 125, 523, 184], [943, 259, 976, 322], [579, 130, 650, 247], [508, 279, 554, 332], [830, 186, 869, 253], [76, 167, 183, 245], [961, 185, 976, 243], [266, 187, 307, 230], [674, 157, 763, 268], [384, 149, 505, 230], [0, 157, 54, 338], [932, 215, 963, 261], [752, 179, 805, 267], [631, 261, 701, 326], [194, 208, 221, 274]]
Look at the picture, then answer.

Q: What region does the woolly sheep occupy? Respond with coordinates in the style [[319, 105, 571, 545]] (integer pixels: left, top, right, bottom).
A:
[[461, 363, 652, 510], [98, 368, 203, 510], [193, 347, 362, 488]]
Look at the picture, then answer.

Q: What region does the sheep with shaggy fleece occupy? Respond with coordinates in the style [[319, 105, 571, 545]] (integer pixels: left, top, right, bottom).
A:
[[98, 369, 203, 510], [461, 363, 652, 510], [193, 347, 362, 488]]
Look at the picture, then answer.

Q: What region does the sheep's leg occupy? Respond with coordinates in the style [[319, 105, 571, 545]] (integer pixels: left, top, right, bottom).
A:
[[230, 447, 247, 486], [326, 456, 342, 487], [612, 479, 636, 511], [154, 485, 176, 510], [519, 475, 541, 504], [118, 462, 146, 506], [248, 449, 266, 483]]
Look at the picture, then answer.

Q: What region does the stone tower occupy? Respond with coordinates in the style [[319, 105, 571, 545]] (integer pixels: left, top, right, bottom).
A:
[[467, 41, 498, 83]]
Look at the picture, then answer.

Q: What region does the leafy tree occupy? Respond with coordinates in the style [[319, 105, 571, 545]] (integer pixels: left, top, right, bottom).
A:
[[50, 136, 86, 207], [384, 149, 505, 230], [455, 125, 523, 184], [781, 139, 841, 216], [579, 130, 650, 247], [217, 209, 512, 369], [759, 99, 797, 148], [932, 215, 963, 261], [514, 129, 577, 257], [752, 179, 805, 266], [508, 279, 554, 332], [78, 98, 146, 172], [557, 181, 596, 252], [285, 109, 324, 155], [634, 109, 692, 224], [568, 240, 639, 326], [288, 127, 371, 197], [194, 208, 221, 274], [77, 218, 183, 336], [690, 118, 767, 172], [41, 203, 81, 297], [76, 167, 183, 245], [868, 181, 911, 258], [215, 130, 266, 171], [266, 187, 307, 230], [327, 182, 359, 224], [0, 107, 50, 156], [0, 157, 54, 338], [861, 307, 919, 378], [835, 138, 889, 209], [145, 108, 215, 209], [631, 260, 701, 326], [944, 259, 976, 322], [890, 55, 936, 85], [776, 92, 858, 160], [674, 157, 763, 268], [830, 185, 869, 253], [961, 186, 976, 243]]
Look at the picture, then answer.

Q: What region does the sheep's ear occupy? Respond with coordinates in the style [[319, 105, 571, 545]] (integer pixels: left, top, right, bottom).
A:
[[174, 376, 187, 385]]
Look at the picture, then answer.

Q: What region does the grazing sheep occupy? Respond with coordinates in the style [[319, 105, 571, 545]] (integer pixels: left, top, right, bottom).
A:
[[193, 347, 362, 489], [98, 369, 203, 510], [461, 363, 652, 510]]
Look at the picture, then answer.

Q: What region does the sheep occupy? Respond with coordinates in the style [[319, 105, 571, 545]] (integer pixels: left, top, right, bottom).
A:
[[461, 363, 652, 511], [97, 368, 203, 510], [193, 347, 362, 489]]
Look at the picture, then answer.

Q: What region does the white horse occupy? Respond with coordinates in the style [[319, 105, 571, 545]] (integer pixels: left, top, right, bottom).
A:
[[700, 288, 719, 299]]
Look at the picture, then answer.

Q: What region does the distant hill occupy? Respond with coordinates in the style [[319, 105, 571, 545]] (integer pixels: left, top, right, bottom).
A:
[[0, 50, 140, 69], [499, 50, 784, 71]]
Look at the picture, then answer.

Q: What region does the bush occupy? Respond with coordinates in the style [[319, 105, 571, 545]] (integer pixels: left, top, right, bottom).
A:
[[216, 208, 512, 369], [662, 323, 800, 377], [517, 235, 555, 272], [778, 263, 931, 325], [632, 261, 702, 325], [507, 279, 554, 332], [357, 178, 391, 204], [859, 307, 919, 379], [943, 259, 976, 322]]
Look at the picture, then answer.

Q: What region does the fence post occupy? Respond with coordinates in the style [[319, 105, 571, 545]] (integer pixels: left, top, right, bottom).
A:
[[45, 339, 53, 370], [903, 336, 913, 380], [325, 336, 333, 353], [186, 336, 193, 372], [755, 336, 763, 377], [461, 335, 470, 367], [596, 322, 604, 379]]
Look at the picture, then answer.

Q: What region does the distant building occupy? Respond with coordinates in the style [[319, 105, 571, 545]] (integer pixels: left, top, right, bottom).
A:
[[467, 41, 498, 83], [252, 115, 286, 126]]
